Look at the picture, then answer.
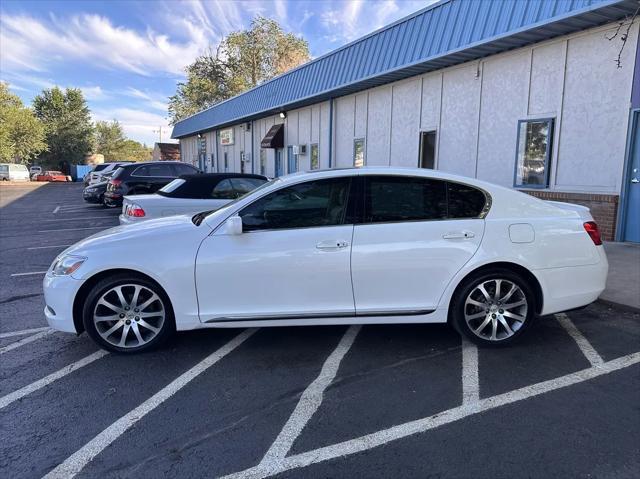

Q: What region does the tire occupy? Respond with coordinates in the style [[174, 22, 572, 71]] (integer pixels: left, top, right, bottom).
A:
[[450, 268, 536, 347], [82, 273, 175, 354]]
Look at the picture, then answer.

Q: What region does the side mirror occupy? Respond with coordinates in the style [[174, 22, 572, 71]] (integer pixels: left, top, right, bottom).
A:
[[225, 215, 243, 235]]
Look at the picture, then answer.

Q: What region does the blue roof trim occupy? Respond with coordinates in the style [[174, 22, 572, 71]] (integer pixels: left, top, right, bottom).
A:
[[172, 0, 638, 139]]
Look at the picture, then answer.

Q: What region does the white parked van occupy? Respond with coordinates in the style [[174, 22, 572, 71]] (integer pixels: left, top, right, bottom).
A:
[[0, 163, 30, 181]]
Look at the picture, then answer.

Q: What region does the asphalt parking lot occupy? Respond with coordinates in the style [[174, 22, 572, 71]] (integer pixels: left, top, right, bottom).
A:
[[1, 182, 639, 479]]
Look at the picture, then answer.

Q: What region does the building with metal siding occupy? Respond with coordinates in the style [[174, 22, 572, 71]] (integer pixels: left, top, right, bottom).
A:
[[172, 0, 640, 242]]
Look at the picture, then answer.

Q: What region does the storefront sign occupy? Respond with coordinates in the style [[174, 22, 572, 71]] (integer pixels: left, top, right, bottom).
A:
[[220, 128, 234, 146]]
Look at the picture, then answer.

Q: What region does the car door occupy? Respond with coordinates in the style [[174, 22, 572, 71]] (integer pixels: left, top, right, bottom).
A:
[[147, 163, 175, 192], [351, 175, 486, 315], [195, 176, 355, 322]]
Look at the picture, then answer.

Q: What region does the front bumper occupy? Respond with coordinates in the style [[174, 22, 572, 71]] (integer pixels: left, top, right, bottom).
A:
[[43, 273, 85, 333]]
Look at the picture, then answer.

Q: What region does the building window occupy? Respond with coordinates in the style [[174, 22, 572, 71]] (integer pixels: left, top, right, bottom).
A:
[[419, 131, 436, 169], [354, 138, 365, 167], [224, 152, 229, 172], [287, 145, 298, 173], [514, 119, 554, 188], [310, 144, 319, 170], [260, 149, 266, 175]]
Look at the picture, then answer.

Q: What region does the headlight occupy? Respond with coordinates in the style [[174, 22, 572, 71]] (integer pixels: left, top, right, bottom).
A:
[[85, 187, 96, 192], [51, 255, 87, 276]]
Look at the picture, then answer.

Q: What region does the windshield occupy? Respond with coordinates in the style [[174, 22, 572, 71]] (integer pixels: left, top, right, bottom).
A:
[[192, 178, 280, 225]]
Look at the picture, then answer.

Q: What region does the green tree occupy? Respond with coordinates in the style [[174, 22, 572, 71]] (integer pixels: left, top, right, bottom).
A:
[[0, 83, 47, 164], [169, 16, 310, 124], [95, 120, 126, 161], [33, 87, 94, 166], [118, 139, 152, 162]]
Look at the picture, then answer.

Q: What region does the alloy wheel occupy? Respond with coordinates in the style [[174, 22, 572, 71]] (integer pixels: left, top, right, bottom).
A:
[[464, 278, 528, 342], [93, 283, 165, 349]]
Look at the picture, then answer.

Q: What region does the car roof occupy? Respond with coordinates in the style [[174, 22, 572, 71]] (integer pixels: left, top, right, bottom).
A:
[[119, 161, 185, 169], [178, 173, 267, 181]]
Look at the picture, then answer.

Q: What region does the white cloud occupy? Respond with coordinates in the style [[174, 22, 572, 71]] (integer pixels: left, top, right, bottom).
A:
[[319, 0, 433, 45], [92, 107, 171, 146], [125, 88, 169, 113], [80, 86, 108, 101], [0, 12, 209, 76]]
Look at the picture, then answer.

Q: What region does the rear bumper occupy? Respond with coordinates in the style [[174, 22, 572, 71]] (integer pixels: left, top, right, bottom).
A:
[[104, 192, 123, 207], [83, 191, 103, 203], [536, 247, 609, 315]]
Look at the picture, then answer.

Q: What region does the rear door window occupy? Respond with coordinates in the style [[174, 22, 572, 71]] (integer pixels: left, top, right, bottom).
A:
[[230, 177, 267, 196], [210, 179, 236, 199], [133, 164, 174, 177], [364, 176, 447, 223]]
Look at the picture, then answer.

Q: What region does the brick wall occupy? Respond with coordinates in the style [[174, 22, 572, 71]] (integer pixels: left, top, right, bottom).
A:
[[523, 190, 619, 241]]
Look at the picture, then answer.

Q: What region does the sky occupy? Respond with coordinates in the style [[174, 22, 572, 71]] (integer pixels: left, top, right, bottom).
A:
[[0, 0, 435, 146]]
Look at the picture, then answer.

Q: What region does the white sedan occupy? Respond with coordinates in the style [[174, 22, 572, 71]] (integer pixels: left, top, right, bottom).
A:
[[43, 167, 608, 354], [119, 173, 268, 224]]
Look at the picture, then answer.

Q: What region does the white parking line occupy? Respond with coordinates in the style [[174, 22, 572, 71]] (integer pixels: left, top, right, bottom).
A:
[[41, 216, 117, 222], [0, 350, 108, 410], [43, 328, 257, 479], [38, 226, 109, 233], [254, 325, 361, 475], [225, 350, 640, 479], [555, 313, 604, 366], [10, 271, 47, 277], [461, 338, 479, 405], [26, 244, 71, 250], [0, 326, 50, 339], [52, 206, 60, 214], [0, 329, 53, 355]]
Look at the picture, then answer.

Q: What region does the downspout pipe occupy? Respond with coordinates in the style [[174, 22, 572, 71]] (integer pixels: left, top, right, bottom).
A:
[[328, 98, 334, 168], [251, 121, 255, 174]]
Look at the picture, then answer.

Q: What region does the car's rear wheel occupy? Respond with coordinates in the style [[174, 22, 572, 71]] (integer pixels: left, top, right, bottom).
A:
[[450, 269, 536, 347], [82, 274, 175, 353]]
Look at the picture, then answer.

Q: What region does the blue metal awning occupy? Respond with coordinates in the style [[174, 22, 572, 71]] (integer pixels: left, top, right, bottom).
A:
[[172, 0, 639, 139]]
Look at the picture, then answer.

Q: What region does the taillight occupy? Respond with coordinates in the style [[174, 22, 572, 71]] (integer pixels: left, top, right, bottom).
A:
[[110, 179, 122, 187], [583, 221, 602, 246], [127, 204, 145, 217]]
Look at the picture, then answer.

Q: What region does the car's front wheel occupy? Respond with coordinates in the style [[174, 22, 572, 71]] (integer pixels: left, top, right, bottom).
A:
[[450, 269, 536, 347], [82, 274, 175, 353]]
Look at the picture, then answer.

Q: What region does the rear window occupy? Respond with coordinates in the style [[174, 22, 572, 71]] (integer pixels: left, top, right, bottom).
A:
[[111, 167, 125, 179], [159, 179, 186, 194], [447, 182, 487, 218], [93, 164, 109, 172]]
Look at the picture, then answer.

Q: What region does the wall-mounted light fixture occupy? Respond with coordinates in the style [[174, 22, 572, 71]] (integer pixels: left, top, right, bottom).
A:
[[197, 133, 202, 138], [279, 111, 287, 119]]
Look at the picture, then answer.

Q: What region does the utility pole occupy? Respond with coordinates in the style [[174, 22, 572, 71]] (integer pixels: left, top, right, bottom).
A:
[[153, 126, 163, 143]]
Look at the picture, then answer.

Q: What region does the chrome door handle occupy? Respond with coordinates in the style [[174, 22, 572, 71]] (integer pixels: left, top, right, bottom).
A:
[[442, 231, 475, 239], [316, 240, 349, 250]]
